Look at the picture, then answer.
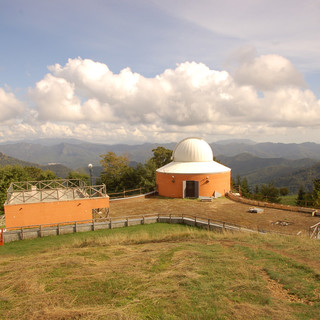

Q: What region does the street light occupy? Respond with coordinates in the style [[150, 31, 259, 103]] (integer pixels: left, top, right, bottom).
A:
[[88, 163, 93, 185]]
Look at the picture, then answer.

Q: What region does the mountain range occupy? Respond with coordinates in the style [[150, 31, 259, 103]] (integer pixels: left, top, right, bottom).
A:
[[0, 152, 71, 178], [1, 138, 320, 192]]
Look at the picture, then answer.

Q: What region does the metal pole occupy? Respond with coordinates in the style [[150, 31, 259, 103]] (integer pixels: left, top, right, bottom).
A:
[[88, 163, 93, 186]]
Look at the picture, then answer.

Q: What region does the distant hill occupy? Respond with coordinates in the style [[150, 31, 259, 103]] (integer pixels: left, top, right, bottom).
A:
[[2, 139, 320, 169], [219, 153, 320, 193], [2, 139, 320, 191], [0, 141, 176, 168], [212, 142, 320, 160], [0, 152, 71, 178]]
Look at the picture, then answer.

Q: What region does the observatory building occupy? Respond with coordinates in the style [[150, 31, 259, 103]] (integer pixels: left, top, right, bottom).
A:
[[156, 137, 231, 198]]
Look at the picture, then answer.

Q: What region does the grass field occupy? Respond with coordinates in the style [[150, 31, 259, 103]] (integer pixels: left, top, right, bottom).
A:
[[1, 223, 320, 319], [280, 195, 298, 206]]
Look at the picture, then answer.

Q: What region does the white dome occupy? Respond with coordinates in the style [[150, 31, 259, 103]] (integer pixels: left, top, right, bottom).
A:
[[172, 137, 213, 162]]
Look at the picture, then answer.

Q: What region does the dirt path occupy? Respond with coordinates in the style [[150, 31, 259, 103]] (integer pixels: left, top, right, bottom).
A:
[[109, 196, 320, 236]]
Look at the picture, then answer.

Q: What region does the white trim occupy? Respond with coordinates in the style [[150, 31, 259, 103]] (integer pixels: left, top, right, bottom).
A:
[[156, 161, 230, 174]]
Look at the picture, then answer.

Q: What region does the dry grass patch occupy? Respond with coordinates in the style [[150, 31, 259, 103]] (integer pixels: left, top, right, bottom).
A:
[[1, 224, 320, 319]]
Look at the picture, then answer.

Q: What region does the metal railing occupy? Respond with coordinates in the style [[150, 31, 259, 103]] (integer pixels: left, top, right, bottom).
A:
[[6, 179, 107, 204], [3, 212, 304, 243]]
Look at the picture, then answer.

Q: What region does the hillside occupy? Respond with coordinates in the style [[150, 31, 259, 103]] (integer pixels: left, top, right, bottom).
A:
[[2, 139, 320, 190], [213, 141, 320, 160], [0, 152, 71, 178], [0, 141, 176, 168], [2, 139, 320, 169], [219, 153, 320, 192], [1, 223, 320, 319]]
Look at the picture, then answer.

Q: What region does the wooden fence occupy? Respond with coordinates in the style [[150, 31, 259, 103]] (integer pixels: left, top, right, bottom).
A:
[[227, 192, 317, 215], [108, 187, 155, 199], [309, 222, 320, 239], [2, 212, 296, 244]]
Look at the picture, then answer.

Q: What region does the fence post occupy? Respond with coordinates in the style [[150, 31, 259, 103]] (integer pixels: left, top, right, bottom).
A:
[[75, 221, 78, 233], [92, 219, 95, 231], [157, 213, 160, 223], [142, 216, 145, 225], [21, 227, 24, 240], [194, 216, 197, 227], [110, 218, 112, 229], [39, 225, 42, 238], [126, 217, 129, 227], [223, 222, 226, 231], [182, 214, 184, 224], [208, 219, 210, 231], [57, 224, 60, 235]]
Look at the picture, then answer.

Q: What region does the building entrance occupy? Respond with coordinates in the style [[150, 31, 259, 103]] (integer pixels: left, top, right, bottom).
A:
[[183, 181, 199, 198]]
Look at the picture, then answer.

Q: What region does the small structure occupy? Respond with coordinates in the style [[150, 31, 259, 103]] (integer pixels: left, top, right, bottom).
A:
[[4, 179, 109, 229], [249, 207, 264, 213], [156, 137, 231, 198]]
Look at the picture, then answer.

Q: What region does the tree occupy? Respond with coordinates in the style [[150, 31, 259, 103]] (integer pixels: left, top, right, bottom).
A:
[[240, 177, 251, 198], [143, 159, 157, 191], [260, 182, 280, 203], [99, 152, 131, 193], [279, 187, 289, 196], [296, 186, 306, 206], [67, 171, 90, 185], [235, 175, 251, 197], [38, 170, 56, 181], [295, 186, 313, 207], [0, 165, 56, 214], [151, 147, 172, 168], [313, 179, 320, 208]]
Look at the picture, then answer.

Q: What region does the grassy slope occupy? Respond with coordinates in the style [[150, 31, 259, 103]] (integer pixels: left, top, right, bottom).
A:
[[280, 194, 299, 206], [1, 224, 320, 320]]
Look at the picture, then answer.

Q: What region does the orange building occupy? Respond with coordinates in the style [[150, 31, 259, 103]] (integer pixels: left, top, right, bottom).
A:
[[156, 137, 231, 198], [4, 179, 109, 229]]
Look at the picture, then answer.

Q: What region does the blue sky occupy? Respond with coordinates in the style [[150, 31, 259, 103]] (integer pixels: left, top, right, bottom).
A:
[[0, 0, 320, 144]]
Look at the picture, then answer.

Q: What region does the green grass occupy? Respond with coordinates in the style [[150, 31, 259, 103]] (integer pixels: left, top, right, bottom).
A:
[[1, 224, 320, 319], [280, 194, 298, 206]]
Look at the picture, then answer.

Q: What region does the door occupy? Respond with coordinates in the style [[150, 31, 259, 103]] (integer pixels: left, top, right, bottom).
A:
[[183, 180, 199, 198]]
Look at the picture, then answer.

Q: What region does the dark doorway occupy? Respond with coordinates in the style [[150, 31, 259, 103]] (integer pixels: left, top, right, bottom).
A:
[[184, 181, 199, 198]]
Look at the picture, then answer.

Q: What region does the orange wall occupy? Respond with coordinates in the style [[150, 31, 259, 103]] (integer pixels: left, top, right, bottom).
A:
[[156, 172, 231, 198], [4, 197, 109, 229]]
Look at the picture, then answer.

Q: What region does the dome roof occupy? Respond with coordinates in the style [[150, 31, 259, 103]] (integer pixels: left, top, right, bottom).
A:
[[157, 137, 231, 174], [172, 137, 213, 162]]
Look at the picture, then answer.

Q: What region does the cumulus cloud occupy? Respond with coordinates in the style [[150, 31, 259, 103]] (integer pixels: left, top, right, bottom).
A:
[[0, 88, 24, 122], [234, 54, 305, 90], [30, 58, 260, 126], [29, 74, 83, 121], [0, 55, 317, 144]]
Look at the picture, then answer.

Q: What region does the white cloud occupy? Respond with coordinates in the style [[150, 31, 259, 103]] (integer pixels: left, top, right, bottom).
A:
[[0, 88, 24, 122], [0, 54, 319, 144], [32, 58, 260, 126], [29, 74, 83, 121], [234, 54, 305, 90]]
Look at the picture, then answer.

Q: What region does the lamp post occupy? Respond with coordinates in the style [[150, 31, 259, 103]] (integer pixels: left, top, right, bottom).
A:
[[88, 163, 93, 185]]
